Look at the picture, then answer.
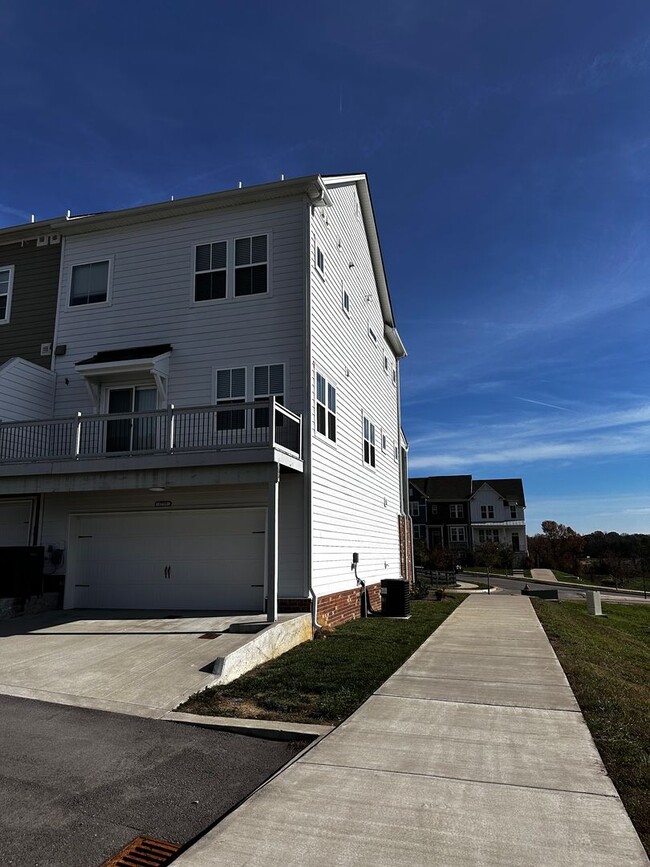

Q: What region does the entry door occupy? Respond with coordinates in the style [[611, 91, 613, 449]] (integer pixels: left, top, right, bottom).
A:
[[0, 499, 33, 546], [106, 387, 158, 452]]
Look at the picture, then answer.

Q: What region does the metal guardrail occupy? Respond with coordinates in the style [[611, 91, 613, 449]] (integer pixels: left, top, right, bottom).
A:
[[0, 397, 302, 463]]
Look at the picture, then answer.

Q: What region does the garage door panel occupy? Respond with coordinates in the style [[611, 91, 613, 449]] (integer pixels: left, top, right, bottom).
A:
[[70, 509, 265, 611]]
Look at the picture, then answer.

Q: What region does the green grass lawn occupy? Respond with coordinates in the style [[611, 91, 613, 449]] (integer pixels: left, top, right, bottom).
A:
[[533, 600, 650, 855], [550, 571, 649, 593], [177, 598, 464, 725]]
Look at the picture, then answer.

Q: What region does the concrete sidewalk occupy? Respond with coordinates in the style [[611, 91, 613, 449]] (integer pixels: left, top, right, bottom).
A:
[[175, 596, 649, 866]]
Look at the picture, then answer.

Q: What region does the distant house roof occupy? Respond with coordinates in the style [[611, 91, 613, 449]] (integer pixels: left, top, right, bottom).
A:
[[75, 344, 172, 366], [409, 475, 473, 500], [473, 478, 526, 507]]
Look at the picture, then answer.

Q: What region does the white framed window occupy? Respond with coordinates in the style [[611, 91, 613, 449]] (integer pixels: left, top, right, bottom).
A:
[[69, 259, 111, 307], [478, 529, 500, 544], [342, 286, 350, 317], [510, 505, 517, 519], [195, 240, 227, 301], [384, 355, 389, 374], [450, 503, 463, 518], [392, 366, 396, 385], [316, 372, 336, 442], [235, 234, 268, 297], [393, 443, 398, 462], [429, 504, 437, 516], [368, 324, 377, 344], [316, 246, 324, 274], [481, 505, 495, 519], [215, 367, 246, 430], [363, 415, 376, 467], [381, 432, 387, 452], [254, 363, 284, 428], [449, 526, 466, 543], [409, 501, 420, 518], [0, 265, 14, 323]]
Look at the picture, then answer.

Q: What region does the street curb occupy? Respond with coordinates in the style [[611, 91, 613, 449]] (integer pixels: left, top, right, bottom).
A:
[[163, 710, 333, 741], [462, 572, 647, 597]]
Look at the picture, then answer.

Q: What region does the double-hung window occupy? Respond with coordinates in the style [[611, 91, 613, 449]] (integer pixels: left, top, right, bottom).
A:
[[450, 526, 466, 543], [481, 505, 495, 519], [235, 235, 267, 296], [0, 266, 14, 322], [410, 501, 420, 518], [316, 373, 336, 442], [195, 241, 227, 301], [510, 505, 517, 519], [316, 246, 324, 274], [69, 260, 110, 306], [450, 503, 463, 518], [216, 367, 246, 431], [254, 364, 284, 428], [363, 416, 376, 467]]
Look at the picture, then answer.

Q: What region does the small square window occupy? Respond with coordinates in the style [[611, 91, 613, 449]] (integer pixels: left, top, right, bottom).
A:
[[70, 260, 110, 306]]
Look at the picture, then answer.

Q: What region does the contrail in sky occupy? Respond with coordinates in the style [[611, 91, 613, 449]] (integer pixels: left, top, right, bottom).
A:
[[514, 397, 577, 412]]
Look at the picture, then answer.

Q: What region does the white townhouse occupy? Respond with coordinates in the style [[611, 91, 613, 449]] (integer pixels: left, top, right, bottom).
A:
[[0, 174, 412, 626], [469, 478, 527, 564]]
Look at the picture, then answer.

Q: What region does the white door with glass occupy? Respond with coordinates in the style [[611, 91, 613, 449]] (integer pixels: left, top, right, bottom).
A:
[[106, 387, 158, 452]]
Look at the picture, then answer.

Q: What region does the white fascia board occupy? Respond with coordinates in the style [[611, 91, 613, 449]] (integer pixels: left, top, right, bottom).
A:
[[50, 176, 330, 236], [76, 352, 171, 379]]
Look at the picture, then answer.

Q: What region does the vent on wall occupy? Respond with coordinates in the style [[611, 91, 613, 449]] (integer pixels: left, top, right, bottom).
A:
[[49, 233, 61, 245], [40, 343, 52, 356], [36, 235, 49, 247]]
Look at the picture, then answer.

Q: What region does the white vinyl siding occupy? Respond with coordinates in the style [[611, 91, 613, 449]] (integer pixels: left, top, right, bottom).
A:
[[0, 357, 55, 421], [309, 181, 402, 598], [0, 265, 14, 323], [52, 200, 304, 419]]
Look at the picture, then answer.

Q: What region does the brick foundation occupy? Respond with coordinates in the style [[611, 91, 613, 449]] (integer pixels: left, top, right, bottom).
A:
[[0, 592, 61, 621], [316, 583, 382, 628], [398, 514, 415, 585]]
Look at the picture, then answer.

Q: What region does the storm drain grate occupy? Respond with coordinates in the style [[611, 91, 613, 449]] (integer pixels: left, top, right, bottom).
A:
[[101, 835, 181, 867], [198, 632, 220, 639]]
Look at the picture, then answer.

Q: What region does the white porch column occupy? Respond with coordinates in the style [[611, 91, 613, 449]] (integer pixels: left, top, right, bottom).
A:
[[267, 463, 280, 622]]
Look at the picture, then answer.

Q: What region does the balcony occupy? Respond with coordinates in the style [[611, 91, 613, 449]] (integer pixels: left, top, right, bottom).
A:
[[0, 398, 302, 474]]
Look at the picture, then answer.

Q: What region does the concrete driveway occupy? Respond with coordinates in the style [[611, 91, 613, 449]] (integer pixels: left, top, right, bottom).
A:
[[0, 609, 275, 717]]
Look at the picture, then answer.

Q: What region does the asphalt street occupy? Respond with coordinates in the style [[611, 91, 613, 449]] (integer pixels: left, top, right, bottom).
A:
[[465, 573, 650, 604], [0, 695, 306, 867]]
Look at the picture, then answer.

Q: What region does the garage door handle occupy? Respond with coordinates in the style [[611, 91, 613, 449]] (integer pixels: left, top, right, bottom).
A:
[[164, 565, 171, 579]]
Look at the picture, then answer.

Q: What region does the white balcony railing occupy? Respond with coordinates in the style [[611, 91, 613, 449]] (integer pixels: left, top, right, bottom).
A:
[[0, 398, 302, 464]]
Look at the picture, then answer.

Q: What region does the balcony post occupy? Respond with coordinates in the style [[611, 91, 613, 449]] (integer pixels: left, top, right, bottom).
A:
[[269, 395, 276, 448], [74, 412, 82, 458], [266, 462, 279, 623], [168, 403, 175, 452]]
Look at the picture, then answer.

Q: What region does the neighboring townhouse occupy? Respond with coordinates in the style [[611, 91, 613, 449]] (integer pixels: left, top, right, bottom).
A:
[[409, 474, 527, 564], [470, 478, 527, 564], [0, 221, 61, 553], [409, 475, 472, 555], [0, 174, 411, 625]]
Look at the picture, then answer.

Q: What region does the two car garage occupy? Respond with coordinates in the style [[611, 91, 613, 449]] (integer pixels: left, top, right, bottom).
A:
[[65, 508, 267, 612]]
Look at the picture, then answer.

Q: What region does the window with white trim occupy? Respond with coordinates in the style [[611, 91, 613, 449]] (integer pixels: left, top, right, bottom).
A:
[[381, 432, 387, 452], [342, 287, 350, 316], [414, 524, 426, 540], [409, 501, 420, 517], [368, 324, 377, 344], [429, 504, 437, 516], [316, 246, 324, 274], [392, 366, 396, 385], [478, 529, 500, 544], [449, 503, 463, 518], [481, 505, 495, 519], [363, 416, 376, 467], [449, 526, 466, 543], [0, 266, 14, 322], [384, 355, 389, 374], [316, 372, 336, 442], [69, 260, 110, 306], [235, 234, 268, 296], [216, 367, 246, 430], [393, 443, 398, 462], [254, 364, 284, 428], [510, 505, 517, 519], [195, 241, 227, 301]]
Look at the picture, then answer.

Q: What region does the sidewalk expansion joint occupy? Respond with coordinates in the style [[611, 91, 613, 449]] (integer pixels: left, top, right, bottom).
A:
[[298, 759, 619, 799], [384, 673, 573, 688], [376, 692, 582, 713]]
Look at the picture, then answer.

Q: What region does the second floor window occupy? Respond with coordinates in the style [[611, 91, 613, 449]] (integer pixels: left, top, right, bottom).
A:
[[0, 266, 14, 322], [316, 373, 336, 442], [481, 505, 495, 519], [69, 260, 110, 306], [409, 501, 420, 517], [235, 235, 267, 296], [450, 504, 463, 518], [216, 367, 246, 430], [254, 364, 284, 427], [510, 505, 517, 519], [363, 416, 376, 467]]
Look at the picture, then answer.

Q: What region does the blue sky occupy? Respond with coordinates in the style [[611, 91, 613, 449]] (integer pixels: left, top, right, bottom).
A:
[[1, 1, 648, 534]]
